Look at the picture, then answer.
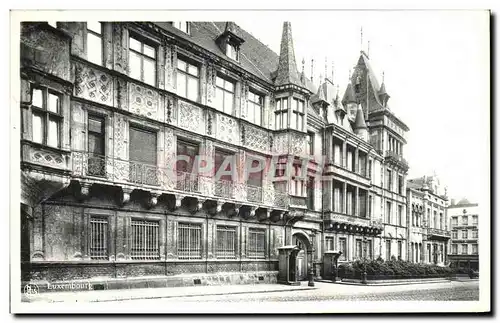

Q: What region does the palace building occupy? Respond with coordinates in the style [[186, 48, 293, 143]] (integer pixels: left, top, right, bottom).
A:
[[20, 21, 409, 285]]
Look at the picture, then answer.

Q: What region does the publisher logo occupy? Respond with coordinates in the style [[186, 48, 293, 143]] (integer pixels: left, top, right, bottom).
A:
[[23, 284, 39, 299]]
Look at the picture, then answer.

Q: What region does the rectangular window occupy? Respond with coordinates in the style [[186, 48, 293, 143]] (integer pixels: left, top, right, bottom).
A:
[[462, 230, 468, 239], [386, 240, 392, 260], [398, 175, 403, 195], [452, 230, 458, 239], [173, 21, 190, 34], [462, 215, 468, 225], [368, 195, 373, 217], [307, 132, 314, 156], [306, 176, 314, 210], [131, 219, 159, 260], [367, 240, 373, 259], [247, 158, 264, 203], [339, 238, 347, 261], [461, 244, 468, 255], [90, 216, 108, 260], [472, 229, 478, 238], [355, 239, 362, 259], [129, 126, 157, 185], [178, 222, 202, 259], [129, 35, 156, 86], [472, 244, 478, 254], [386, 169, 392, 191], [368, 160, 372, 179], [472, 215, 478, 225], [325, 237, 334, 251], [30, 87, 62, 148], [397, 241, 402, 260], [86, 21, 102, 65], [386, 201, 392, 224], [87, 115, 106, 177], [214, 76, 235, 114], [274, 98, 288, 130], [397, 205, 403, 226], [214, 149, 234, 198], [290, 164, 304, 197], [452, 244, 457, 254], [216, 226, 236, 259], [452, 217, 458, 227], [248, 228, 266, 259], [246, 90, 263, 126], [291, 98, 305, 131], [176, 58, 199, 102], [176, 140, 199, 192]]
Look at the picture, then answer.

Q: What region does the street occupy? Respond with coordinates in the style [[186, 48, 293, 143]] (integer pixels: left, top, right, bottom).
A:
[[116, 280, 479, 304]]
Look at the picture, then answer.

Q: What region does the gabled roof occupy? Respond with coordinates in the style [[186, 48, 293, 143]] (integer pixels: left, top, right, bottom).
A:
[[355, 51, 385, 108]]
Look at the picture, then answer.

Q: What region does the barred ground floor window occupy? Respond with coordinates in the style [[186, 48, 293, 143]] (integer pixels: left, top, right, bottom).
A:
[[325, 237, 334, 251], [216, 225, 237, 259], [248, 228, 266, 259], [90, 216, 108, 260], [131, 219, 159, 260], [178, 222, 202, 259]]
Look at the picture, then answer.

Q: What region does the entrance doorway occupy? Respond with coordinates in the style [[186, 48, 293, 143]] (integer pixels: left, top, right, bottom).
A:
[[292, 234, 310, 281]]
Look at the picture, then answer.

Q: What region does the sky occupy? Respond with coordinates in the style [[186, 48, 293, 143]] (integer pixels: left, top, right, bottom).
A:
[[237, 11, 490, 203]]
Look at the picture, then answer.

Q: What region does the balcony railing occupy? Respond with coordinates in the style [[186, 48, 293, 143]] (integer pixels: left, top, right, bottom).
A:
[[290, 196, 307, 208], [72, 151, 288, 209], [427, 228, 451, 238]]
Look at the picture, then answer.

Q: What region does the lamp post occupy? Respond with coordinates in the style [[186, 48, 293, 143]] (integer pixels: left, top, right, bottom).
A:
[[362, 236, 368, 284]]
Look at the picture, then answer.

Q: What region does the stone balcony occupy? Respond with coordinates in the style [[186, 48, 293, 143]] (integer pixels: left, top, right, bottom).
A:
[[71, 151, 289, 210], [427, 228, 451, 241], [384, 150, 409, 171]]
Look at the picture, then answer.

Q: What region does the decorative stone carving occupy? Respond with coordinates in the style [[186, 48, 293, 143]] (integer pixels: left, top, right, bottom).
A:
[[166, 96, 173, 124], [249, 207, 257, 217], [21, 25, 71, 81], [78, 183, 91, 201], [164, 44, 174, 90], [74, 62, 113, 106], [273, 133, 288, 154], [291, 132, 306, 155], [178, 101, 202, 133], [129, 83, 159, 119], [240, 79, 248, 119], [119, 189, 131, 206], [244, 124, 269, 153], [216, 114, 239, 144], [206, 63, 216, 103], [147, 193, 159, 209], [112, 23, 127, 74], [174, 194, 184, 209], [30, 148, 66, 168], [162, 127, 176, 189], [207, 111, 213, 135], [116, 78, 128, 110]]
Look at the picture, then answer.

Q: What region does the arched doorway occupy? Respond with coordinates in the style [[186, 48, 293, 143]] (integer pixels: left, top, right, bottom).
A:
[[292, 232, 312, 281]]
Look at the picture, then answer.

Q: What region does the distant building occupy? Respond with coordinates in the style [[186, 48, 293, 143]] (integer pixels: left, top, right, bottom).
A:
[[406, 175, 450, 265], [447, 199, 479, 270]]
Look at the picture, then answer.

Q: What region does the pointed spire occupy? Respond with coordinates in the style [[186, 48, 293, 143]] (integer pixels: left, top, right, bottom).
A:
[[275, 22, 301, 87], [354, 105, 367, 130], [360, 26, 363, 52], [379, 71, 390, 106], [324, 57, 328, 81], [300, 57, 306, 83], [331, 61, 335, 82]]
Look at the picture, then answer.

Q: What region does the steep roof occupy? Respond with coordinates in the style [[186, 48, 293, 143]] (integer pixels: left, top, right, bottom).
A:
[[274, 22, 302, 87], [354, 106, 367, 129], [341, 83, 357, 105], [154, 22, 280, 84]]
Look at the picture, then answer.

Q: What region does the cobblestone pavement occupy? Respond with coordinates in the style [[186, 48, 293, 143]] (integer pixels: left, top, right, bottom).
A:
[[118, 280, 479, 303]]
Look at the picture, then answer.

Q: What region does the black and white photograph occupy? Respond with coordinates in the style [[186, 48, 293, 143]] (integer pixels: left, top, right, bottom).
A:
[[8, 7, 491, 314]]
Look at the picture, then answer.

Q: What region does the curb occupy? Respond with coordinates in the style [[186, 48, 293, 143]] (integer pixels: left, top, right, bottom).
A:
[[315, 279, 452, 286], [28, 286, 318, 303]]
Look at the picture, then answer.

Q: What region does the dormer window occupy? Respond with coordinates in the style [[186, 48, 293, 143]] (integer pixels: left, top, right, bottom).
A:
[[173, 21, 190, 34], [226, 43, 239, 61], [216, 22, 245, 62]]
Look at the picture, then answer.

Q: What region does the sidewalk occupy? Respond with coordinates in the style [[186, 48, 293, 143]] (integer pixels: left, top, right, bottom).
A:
[[23, 282, 317, 303]]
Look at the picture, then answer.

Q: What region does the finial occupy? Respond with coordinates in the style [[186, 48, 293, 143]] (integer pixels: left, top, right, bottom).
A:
[[325, 57, 328, 81], [348, 69, 351, 80], [360, 26, 363, 52], [310, 58, 314, 82], [302, 57, 305, 75], [319, 73, 323, 85], [382, 71, 385, 83]]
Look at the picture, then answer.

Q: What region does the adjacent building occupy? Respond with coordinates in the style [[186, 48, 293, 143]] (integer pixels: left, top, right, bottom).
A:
[[20, 20, 409, 284], [406, 175, 450, 265], [447, 199, 479, 270]]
